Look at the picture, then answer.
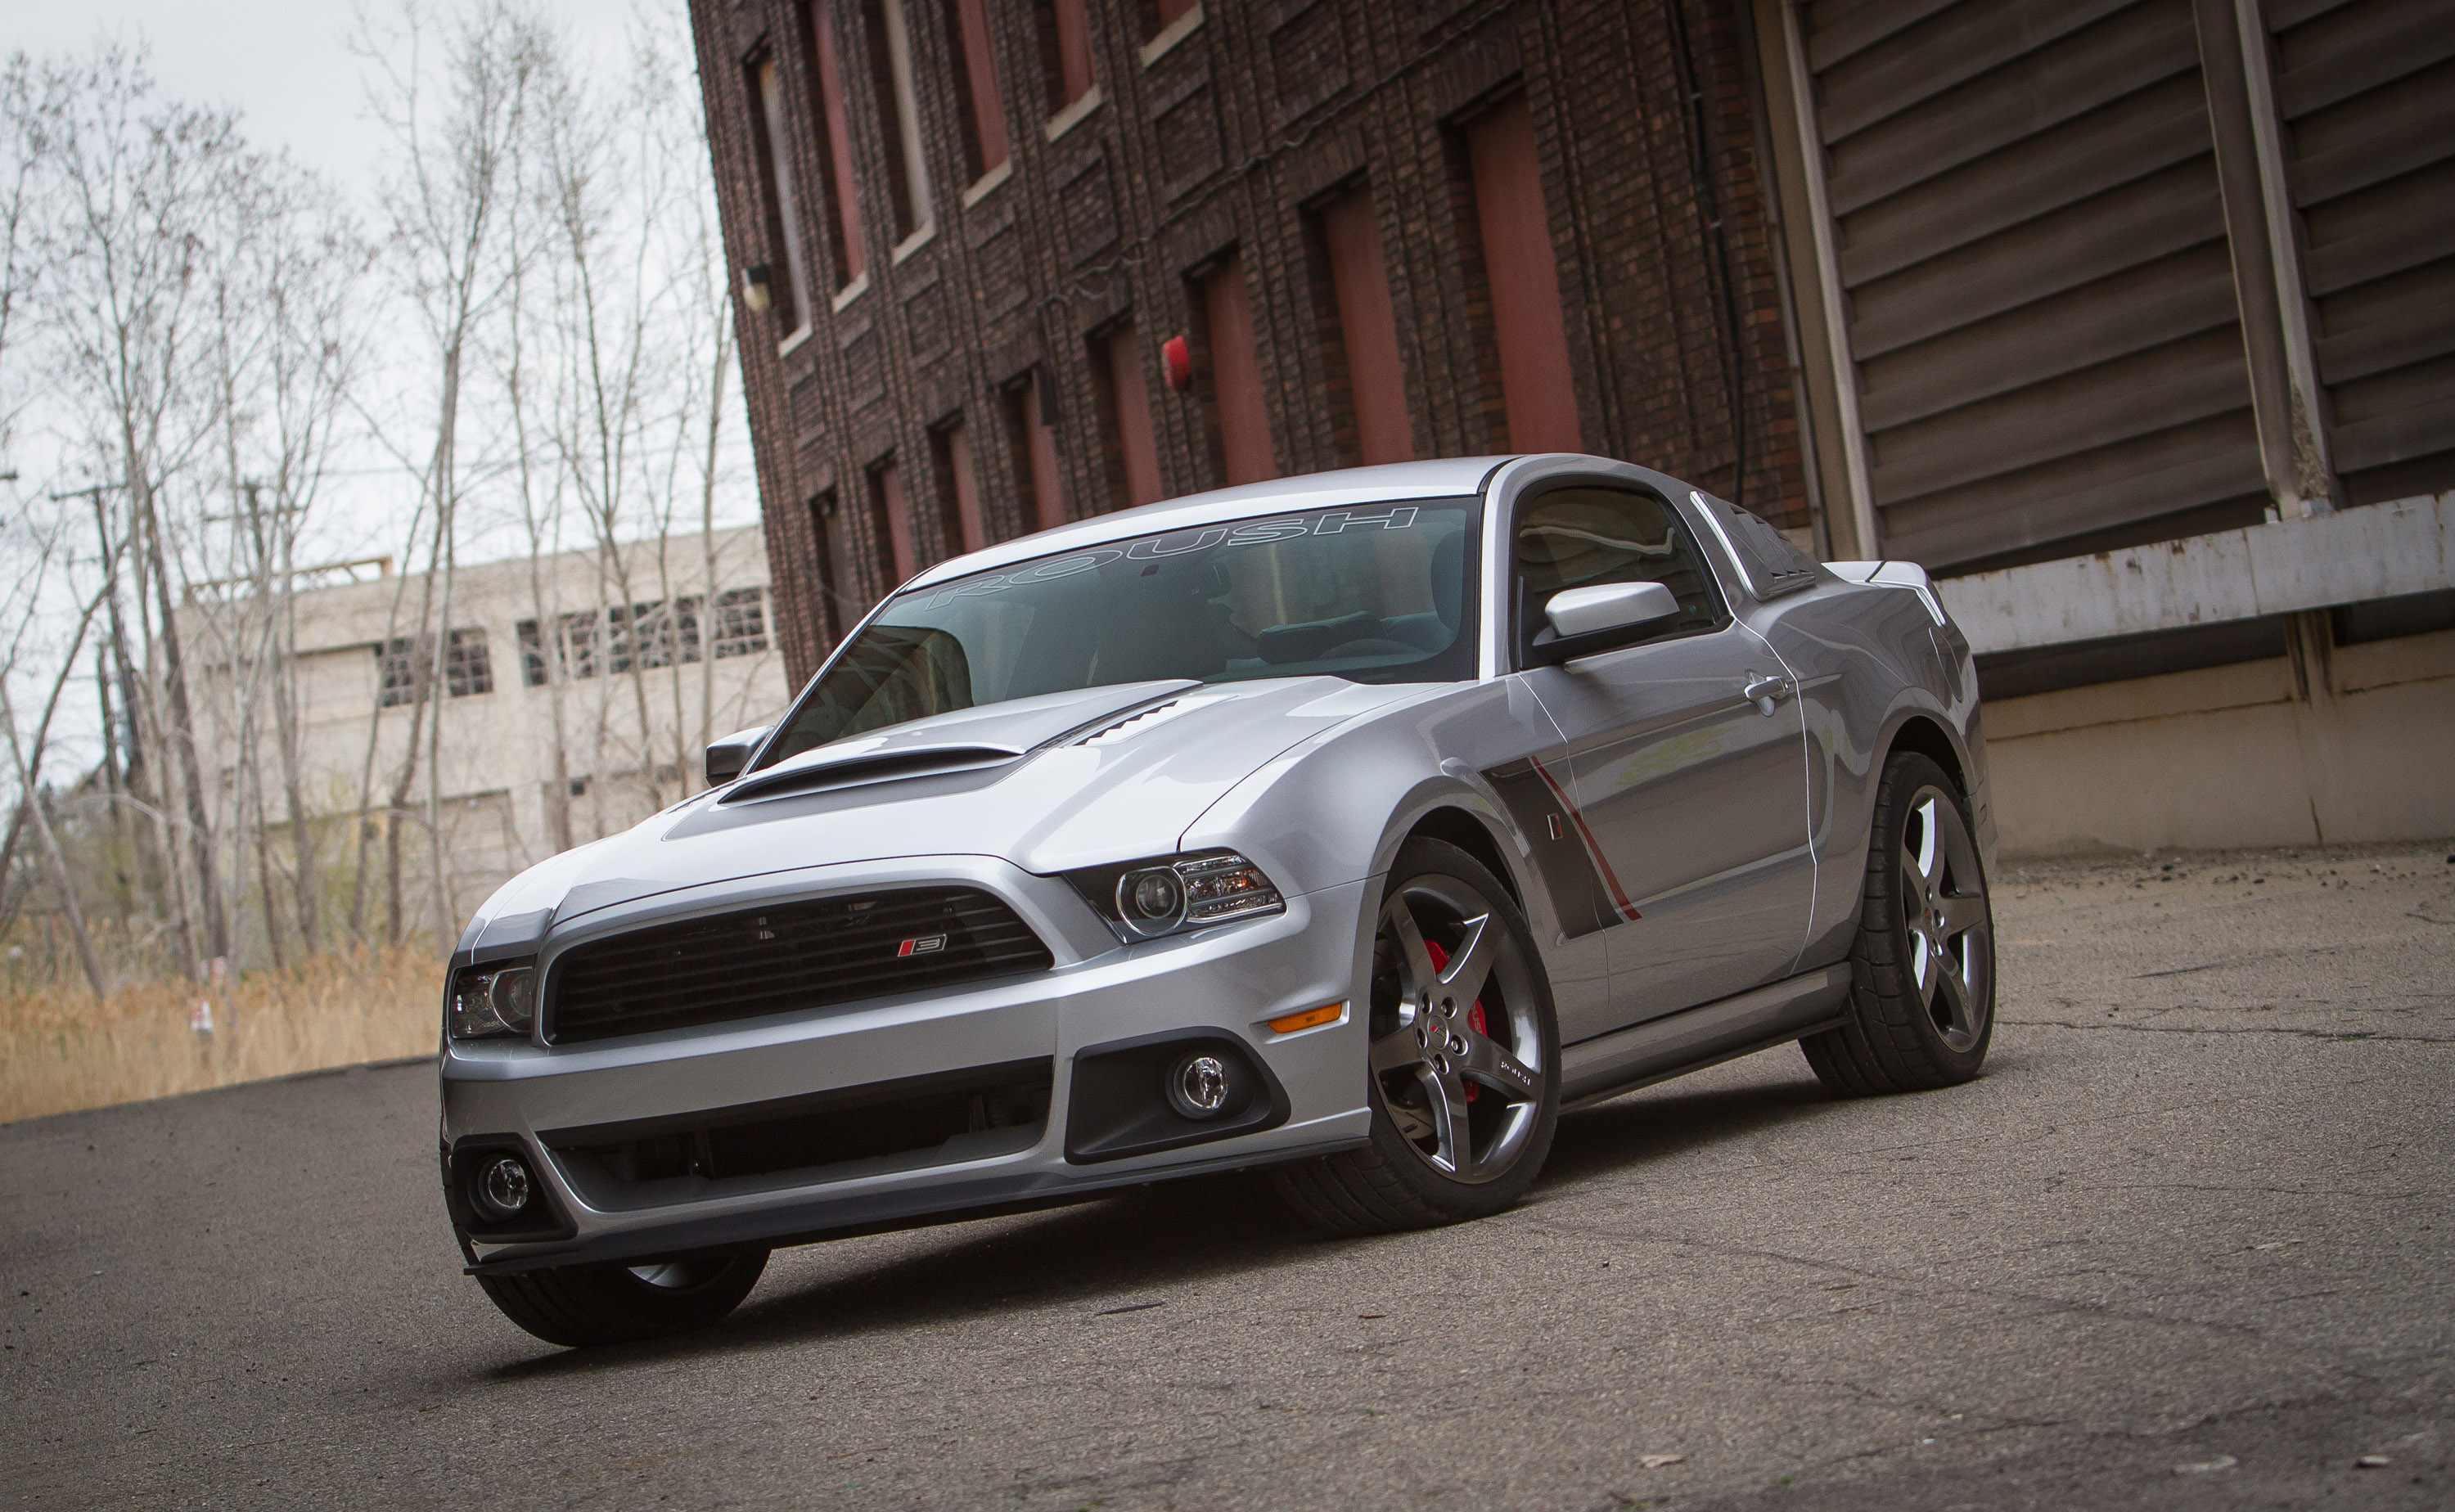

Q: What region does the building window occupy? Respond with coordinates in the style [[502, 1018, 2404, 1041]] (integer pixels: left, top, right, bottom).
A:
[[446, 628, 493, 697], [805, 0, 867, 288], [557, 611, 601, 680], [1461, 92, 1580, 453], [1193, 248, 1276, 486], [713, 587, 771, 659], [1138, 0, 1199, 41], [930, 417, 987, 559], [376, 630, 490, 704], [1090, 321, 1164, 511], [516, 619, 552, 687], [809, 490, 845, 646], [944, 0, 1009, 183], [747, 56, 813, 338], [609, 601, 703, 673], [868, 0, 934, 243], [869, 458, 916, 590], [1312, 182, 1414, 466], [376, 637, 425, 708], [1003, 371, 1069, 536], [1034, 0, 1095, 115]]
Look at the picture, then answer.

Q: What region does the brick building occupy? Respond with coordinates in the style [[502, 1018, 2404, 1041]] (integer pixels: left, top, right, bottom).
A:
[[688, 0, 2453, 854]]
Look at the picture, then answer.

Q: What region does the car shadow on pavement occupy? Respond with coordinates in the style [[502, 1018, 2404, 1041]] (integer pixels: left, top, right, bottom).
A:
[[479, 1064, 1886, 1379]]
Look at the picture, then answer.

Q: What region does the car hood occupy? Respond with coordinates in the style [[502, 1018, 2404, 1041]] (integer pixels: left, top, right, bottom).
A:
[[462, 676, 1415, 942]]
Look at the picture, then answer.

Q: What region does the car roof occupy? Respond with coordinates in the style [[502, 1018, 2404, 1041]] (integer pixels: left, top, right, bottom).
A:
[[903, 456, 1522, 590]]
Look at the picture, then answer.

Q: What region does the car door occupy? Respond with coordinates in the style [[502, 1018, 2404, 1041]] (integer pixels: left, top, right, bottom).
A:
[[1507, 482, 1814, 1027]]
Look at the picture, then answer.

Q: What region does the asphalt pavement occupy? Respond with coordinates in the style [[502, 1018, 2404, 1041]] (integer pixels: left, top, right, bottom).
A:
[[5, 842, 2451, 1510]]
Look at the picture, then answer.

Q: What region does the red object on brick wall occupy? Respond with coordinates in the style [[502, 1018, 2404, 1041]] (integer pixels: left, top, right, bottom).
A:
[[1162, 334, 1192, 392]]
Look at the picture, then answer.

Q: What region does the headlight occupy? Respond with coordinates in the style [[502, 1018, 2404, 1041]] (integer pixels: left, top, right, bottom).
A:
[[448, 961, 538, 1040], [1066, 851, 1286, 942]]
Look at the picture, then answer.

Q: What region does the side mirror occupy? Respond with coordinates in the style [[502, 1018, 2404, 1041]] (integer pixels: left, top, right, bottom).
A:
[[1544, 581, 1681, 638], [1525, 582, 1682, 666], [704, 726, 770, 787]]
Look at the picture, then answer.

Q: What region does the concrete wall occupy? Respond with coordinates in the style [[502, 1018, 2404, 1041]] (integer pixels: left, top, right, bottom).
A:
[[1986, 623, 2455, 857]]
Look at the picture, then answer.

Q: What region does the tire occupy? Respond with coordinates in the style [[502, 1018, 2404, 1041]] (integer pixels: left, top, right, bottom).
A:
[[1801, 750, 1996, 1096], [1271, 838, 1561, 1235], [475, 1249, 768, 1348]]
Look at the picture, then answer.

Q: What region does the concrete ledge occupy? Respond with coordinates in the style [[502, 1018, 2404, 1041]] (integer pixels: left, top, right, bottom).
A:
[[1939, 492, 2454, 657]]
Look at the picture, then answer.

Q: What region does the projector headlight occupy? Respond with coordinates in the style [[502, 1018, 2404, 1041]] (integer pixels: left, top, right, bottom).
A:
[[1067, 851, 1285, 942], [448, 961, 538, 1040]]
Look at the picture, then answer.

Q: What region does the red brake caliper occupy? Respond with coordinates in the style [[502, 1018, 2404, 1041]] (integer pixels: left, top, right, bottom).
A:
[[1422, 939, 1487, 1103]]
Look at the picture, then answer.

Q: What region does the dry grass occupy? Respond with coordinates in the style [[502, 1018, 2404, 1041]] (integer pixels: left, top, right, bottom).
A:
[[0, 944, 444, 1125]]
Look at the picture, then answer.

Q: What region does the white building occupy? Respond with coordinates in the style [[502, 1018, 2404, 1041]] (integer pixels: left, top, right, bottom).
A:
[[180, 526, 791, 933]]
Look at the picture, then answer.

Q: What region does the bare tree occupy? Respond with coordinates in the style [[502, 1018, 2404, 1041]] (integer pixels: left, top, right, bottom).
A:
[[34, 43, 250, 977], [356, 0, 546, 947]]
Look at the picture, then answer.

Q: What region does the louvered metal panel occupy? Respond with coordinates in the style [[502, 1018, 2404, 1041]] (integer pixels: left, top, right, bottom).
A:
[[547, 885, 1052, 1043], [1794, 0, 2268, 569], [2265, 0, 2455, 504]]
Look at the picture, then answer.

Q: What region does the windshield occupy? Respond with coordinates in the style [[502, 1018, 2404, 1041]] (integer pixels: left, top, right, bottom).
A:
[[764, 497, 1480, 764]]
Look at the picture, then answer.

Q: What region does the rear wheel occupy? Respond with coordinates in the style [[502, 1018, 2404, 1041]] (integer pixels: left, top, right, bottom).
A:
[[475, 1249, 768, 1348], [1801, 751, 1995, 1095], [1271, 839, 1561, 1235]]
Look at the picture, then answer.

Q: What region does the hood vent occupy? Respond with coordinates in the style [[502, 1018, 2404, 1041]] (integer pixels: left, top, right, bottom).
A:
[[1074, 693, 1229, 747], [718, 743, 1023, 806]]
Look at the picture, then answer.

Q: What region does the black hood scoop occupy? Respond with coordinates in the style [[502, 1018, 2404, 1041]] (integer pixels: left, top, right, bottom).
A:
[[718, 743, 1025, 805]]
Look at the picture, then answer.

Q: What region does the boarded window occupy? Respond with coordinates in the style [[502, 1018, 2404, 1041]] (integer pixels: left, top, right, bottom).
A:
[[870, 459, 916, 587], [747, 56, 813, 335], [945, 0, 1010, 182], [867, 0, 934, 241], [1315, 183, 1414, 466], [931, 418, 988, 559], [805, 0, 867, 287], [1462, 93, 1580, 454], [1196, 249, 1277, 486], [809, 491, 846, 647], [1005, 372, 1070, 535], [1035, 0, 1095, 114], [1091, 321, 1164, 510]]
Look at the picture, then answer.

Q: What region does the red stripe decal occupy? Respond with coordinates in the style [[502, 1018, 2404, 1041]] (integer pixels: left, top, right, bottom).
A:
[[1529, 755, 1642, 922]]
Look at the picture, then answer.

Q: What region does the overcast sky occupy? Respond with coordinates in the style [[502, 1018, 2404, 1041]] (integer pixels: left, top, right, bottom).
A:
[[5, 2, 642, 183]]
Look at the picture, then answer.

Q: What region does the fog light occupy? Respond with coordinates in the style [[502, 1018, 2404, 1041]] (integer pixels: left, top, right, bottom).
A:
[[472, 1155, 532, 1221], [1167, 1053, 1230, 1119]]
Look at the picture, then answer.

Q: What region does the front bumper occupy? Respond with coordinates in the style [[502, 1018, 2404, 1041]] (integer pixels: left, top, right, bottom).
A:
[[440, 856, 1373, 1275]]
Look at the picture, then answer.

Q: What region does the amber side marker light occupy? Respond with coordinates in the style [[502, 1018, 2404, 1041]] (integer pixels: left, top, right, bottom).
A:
[[1268, 1002, 1345, 1035]]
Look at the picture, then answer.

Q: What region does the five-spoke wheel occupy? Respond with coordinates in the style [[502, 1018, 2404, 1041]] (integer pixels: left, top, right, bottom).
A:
[[1803, 750, 1996, 1095], [1271, 838, 1561, 1232]]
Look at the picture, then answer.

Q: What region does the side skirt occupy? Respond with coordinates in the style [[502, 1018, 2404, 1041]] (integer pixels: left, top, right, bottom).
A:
[[1559, 963, 1852, 1109]]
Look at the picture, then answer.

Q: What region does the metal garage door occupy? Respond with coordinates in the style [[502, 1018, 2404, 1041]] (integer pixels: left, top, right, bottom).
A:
[[1786, 0, 2273, 571], [2264, 0, 2455, 507]]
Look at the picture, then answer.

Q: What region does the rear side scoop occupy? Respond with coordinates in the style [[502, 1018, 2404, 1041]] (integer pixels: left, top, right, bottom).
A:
[[718, 743, 1025, 805]]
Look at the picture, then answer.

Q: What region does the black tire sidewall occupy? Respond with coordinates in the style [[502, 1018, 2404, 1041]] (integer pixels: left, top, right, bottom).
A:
[[1861, 753, 1994, 1081], [1359, 838, 1562, 1221]]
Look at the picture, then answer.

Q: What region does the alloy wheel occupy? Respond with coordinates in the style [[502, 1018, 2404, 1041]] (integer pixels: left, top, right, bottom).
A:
[[1367, 871, 1546, 1184], [1897, 785, 1993, 1052]]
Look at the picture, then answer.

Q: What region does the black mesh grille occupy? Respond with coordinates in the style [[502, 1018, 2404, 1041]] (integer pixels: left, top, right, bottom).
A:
[[547, 886, 1052, 1043]]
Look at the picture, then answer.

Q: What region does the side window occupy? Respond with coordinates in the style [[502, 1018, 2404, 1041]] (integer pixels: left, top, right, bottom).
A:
[[1512, 486, 1724, 660]]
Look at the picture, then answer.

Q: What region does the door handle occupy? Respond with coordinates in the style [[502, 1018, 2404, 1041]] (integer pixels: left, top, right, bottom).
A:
[[1743, 673, 1793, 716]]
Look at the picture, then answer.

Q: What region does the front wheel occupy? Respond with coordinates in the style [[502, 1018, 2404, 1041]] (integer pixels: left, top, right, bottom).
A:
[[1801, 750, 1995, 1096], [1271, 838, 1561, 1235], [475, 1249, 768, 1348]]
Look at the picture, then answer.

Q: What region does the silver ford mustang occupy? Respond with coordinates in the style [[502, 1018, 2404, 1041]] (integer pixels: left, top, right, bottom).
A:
[[439, 454, 1998, 1347]]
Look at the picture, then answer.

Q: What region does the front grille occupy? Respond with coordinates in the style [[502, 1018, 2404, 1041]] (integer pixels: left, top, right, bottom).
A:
[[547, 885, 1053, 1043]]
